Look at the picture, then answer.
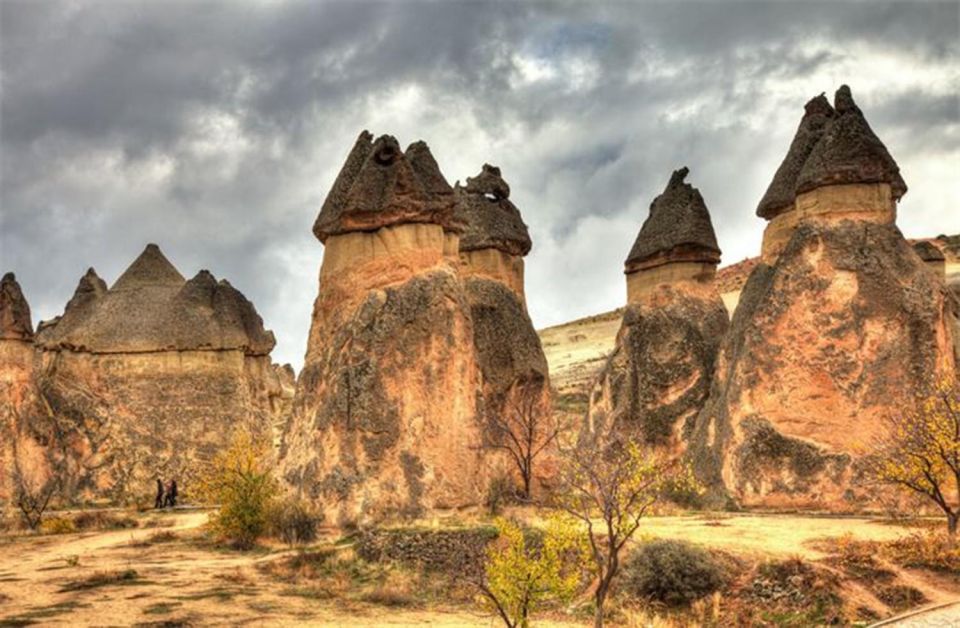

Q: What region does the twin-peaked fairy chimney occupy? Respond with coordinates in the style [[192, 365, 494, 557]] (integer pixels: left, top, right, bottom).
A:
[[757, 88, 907, 262], [454, 164, 554, 497], [690, 86, 957, 510], [279, 132, 492, 524], [584, 168, 728, 452], [31, 244, 283, 503]]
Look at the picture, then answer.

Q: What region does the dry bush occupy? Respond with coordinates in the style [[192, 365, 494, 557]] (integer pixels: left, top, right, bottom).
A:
[[885, 532, 960, 573], [73, 511, 138, 531], [622, 539, 728, 608], [267, 497, 321, 547], [40, 516, 77, 535], [59, 569, 138, 592]]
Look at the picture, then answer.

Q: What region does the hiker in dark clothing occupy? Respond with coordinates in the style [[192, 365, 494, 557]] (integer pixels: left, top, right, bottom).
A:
[[165, 479, 178, 508], [155, 478, 165, 509]]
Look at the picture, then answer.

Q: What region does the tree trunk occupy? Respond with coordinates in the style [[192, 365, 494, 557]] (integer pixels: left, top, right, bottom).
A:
[[948, 512, 958, 537], [594, 582, 608, 628], [522, 469, 531, 502]]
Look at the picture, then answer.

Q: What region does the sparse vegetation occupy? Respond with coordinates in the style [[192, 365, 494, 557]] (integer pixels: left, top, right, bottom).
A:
[[555, 440, 700, 627], [39, 516, 77, 535], [13, 464, 57, 532], [622, 539, 727, 608]]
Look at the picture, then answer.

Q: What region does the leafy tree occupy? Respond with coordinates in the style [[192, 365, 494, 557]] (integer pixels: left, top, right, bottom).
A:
[[486, 380, 561, 501], [475, 515, 586, 628], [867, 379, 960, 536], [195, 429, 278, 549], [555, 440, 699, 628]]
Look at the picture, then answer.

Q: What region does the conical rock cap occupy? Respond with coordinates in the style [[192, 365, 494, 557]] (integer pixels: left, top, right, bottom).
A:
[[625, 168, 721, 272]]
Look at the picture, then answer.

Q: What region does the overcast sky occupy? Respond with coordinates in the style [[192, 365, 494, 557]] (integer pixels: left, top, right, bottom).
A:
[[2, 1, 958, 369]]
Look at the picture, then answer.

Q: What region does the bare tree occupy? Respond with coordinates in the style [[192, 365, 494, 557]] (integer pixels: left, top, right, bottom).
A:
[[554, 439, 697, 628], [13, 465, 57, 531], [486, 380, 561, 501], [866, 379, 960, 536]]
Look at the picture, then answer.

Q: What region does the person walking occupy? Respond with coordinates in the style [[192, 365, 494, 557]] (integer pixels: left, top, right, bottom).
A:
[[165, 478, 178, 508], [154, 477, 165, 509]]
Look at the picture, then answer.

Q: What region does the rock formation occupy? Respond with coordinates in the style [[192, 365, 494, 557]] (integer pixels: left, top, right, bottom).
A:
[[279, 132, 491, 524], [31, 245, 283, 503], [454, 164, 554, 495], [0, 273, 39, 509], [913, 241, 946, 282], [584, 168, 728, 451], [691, 86, 957, 510]]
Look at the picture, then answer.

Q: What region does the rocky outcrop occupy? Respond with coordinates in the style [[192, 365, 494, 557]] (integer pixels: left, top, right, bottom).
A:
[[0, 273, 39, 510], [30, 245, 284, 504], [455, 164, 554, 495], [690, 87, 957, 511], [585, 169, 728, 451], [280, 132, 492, 524], [913, 241, 946, 282]]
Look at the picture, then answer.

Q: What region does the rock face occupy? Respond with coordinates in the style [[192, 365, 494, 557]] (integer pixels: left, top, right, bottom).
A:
[[29, 245, 284, 504], [585, 169, 728, 451], [913, 241, 946, 281], [454, 164, 554, 493], [280, 132, 492, 524], [690, 86, 957, 510], [0, 273, 40, 510]]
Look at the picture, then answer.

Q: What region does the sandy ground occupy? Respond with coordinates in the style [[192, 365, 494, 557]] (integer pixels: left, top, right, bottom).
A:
[[1, 510, 958, 626]]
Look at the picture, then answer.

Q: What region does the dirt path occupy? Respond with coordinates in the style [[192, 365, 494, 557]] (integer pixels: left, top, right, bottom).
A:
[[0, 511, 957, 626]]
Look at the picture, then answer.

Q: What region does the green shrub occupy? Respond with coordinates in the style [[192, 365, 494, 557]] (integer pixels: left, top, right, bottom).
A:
[[622, 539, 726, 607], [268, 497, 321, 547]]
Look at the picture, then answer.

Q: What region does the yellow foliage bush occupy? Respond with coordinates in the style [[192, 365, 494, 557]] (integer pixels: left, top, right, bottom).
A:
[[475, 515, 587, 628], [194, 429, 279, 549]]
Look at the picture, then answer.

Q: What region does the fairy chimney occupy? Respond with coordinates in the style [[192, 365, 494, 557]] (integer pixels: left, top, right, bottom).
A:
[[280, 132, 492, 524], [453, 164, 554, 496], [690, 86, 956, 511], [584, 169, 728, 452]]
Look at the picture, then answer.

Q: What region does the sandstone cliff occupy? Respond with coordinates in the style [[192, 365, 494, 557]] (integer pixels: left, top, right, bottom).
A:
[[585, 169, 728, 451], [690, 86, 957, 510], [280, 132, 492, 524], [29, 245, 283, 504]]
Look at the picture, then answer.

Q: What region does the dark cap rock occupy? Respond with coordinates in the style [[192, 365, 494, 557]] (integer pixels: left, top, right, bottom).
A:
[[757, 94, 836, 219], [0, 272, 34, 341], [454, 164, 532, 256], [796, 86, 907, 199], [625, 168, 721, 273], [313, 131, 458, 242]]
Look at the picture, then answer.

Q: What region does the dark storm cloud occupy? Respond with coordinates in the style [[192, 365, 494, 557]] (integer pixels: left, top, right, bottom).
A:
[[2, 0, 958, 368]]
